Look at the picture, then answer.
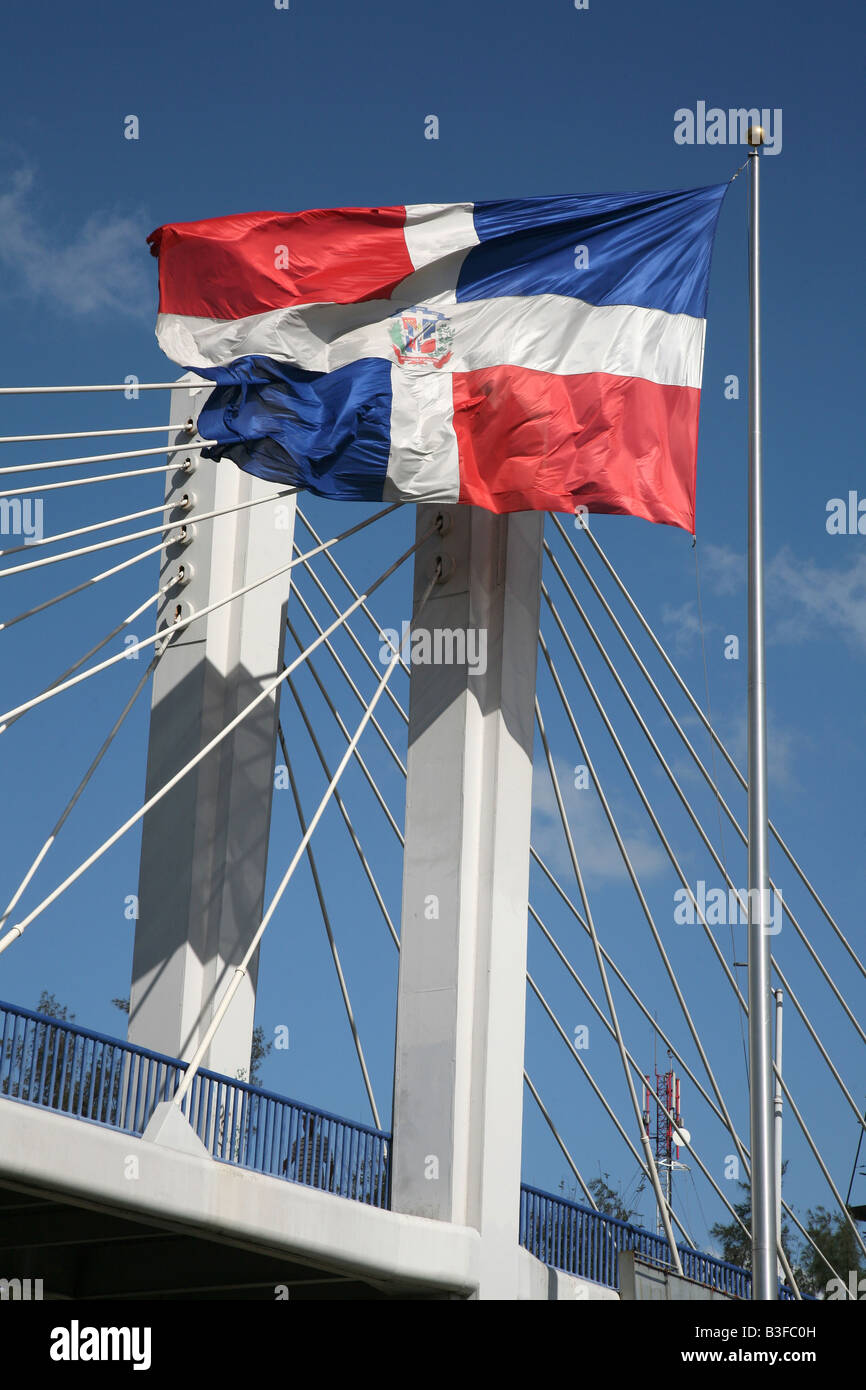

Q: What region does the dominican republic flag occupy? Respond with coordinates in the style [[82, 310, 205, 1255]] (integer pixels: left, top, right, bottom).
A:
[[148, 186, 727, 531]]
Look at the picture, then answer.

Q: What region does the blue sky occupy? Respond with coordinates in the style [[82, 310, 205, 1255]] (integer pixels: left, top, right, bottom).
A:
[[1, 0, 864, 1262]]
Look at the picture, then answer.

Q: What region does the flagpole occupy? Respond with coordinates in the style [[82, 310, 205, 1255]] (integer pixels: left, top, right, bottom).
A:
[[774, 988, 784, 1281], [747, 123, 777, 1301]]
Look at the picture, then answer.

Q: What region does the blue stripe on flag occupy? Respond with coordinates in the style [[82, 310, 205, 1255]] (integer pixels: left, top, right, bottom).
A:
[[193, 356, 393, 501], [458, 185, 728, 317]]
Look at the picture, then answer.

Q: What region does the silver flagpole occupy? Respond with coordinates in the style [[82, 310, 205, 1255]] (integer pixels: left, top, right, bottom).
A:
[[747, 123, 777, 1301], [774, 988, 784, 1281]]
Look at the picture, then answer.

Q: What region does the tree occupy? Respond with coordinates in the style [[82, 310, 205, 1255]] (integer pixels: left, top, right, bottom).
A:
[[709, 1165, 809, 1288], [709, 1181, 753, 1269], [1, 992, 122, 1121], [797, 1206, 866, 1297], [112, 996, 272, 1087], [587, 1171, 639, 1222], [36, 991, 75, 1023], [242, 1025, 272, 1088], [12, 995, 276, 1172], [558, 1170, 639, 1221]]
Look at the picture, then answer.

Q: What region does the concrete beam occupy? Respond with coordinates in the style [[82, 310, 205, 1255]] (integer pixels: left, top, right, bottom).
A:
[[517, 1248, 620, 1301], [0, 1099, 479, 1297], [0, 1103, 619, 1300], [128, 375, 295, 1080], [619, 1251, 735, 1301], [391, 503, 544, 1300]]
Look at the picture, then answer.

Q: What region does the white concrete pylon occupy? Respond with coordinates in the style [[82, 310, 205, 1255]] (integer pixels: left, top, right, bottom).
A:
[[128, 375, 296, 1080], [391, 502, 544, 1300]]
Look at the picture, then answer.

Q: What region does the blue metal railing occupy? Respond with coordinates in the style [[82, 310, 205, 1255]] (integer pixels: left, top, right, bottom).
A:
[[0, 999, 801, 1293], [519, 1184, 797, 1299], [0, 998, 389, 1207]]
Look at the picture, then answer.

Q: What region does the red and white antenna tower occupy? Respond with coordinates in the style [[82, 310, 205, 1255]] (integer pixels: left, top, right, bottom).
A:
[[643, 1065, 689, 1238]]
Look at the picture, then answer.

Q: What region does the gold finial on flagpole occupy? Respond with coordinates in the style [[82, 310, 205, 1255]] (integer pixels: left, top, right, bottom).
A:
[[747, 124, 765, 147]]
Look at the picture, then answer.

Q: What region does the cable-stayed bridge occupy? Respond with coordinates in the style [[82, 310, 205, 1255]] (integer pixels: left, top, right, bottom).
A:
[[0, 375, 862, 1301]]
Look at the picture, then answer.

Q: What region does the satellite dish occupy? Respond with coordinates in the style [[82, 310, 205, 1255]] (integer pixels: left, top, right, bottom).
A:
[[672, 1127, 691, 1148]]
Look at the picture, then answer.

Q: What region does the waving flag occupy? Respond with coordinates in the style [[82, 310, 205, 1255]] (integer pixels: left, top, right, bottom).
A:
[[149, 186, 727, 531]]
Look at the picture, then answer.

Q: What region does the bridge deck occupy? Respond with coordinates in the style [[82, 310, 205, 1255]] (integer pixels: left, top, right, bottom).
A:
[[0, 999, 791, 1300]]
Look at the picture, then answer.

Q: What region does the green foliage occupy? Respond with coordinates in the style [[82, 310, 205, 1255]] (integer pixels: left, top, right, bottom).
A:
[[709, 1180, 753, 1270], [587, 1171, 638, 1222], [706, 1165, 866, 1296], [558, 1170, 638, 1221], [111, 994, 268, 1088], [710, 1167, 799, 1273], [35, 991, 75, 1022], [248, 1024, 272, 1088], [0, 992, 120, 1121], [797, 1206, 866, 1297]]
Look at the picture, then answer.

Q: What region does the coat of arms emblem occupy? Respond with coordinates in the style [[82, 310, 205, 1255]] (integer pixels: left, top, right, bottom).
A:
[[389, 305, 453, 369]]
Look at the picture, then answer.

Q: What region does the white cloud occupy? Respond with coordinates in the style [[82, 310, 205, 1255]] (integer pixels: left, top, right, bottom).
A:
[[665, 543, 866, 658], [766, 547, 866, 654], [661, 599, 706, 655], [531, 753, 666, 883], [699, 542, 745, 596], [0, 168, 151, 318], [707, 708, 799, 791]]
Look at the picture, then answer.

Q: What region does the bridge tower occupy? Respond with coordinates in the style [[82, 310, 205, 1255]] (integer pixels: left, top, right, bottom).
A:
[[129, 381, 544, 1297], [391, 503, 543, 1300], [128, 376, 296, 1081]]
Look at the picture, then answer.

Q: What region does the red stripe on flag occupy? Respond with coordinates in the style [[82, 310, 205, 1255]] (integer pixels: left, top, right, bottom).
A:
[[451, 366, 700, 532], [148, 208, 413, 319]]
